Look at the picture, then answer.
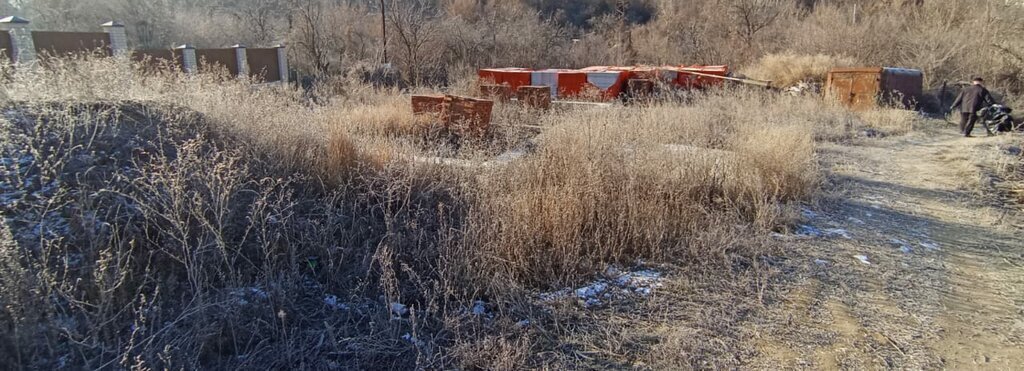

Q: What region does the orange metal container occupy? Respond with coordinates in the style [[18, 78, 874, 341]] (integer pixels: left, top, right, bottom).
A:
[[480, 84, 513, 101], [675, 65, 730, 89], [445, 96, 494, 137], [412, 95, 447, 115], [478, 68, 532, 91], [516, 85, 552, 109], [826, 67, 923, 110]]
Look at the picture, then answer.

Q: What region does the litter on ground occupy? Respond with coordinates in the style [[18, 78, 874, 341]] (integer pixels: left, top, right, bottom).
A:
[[854, 255, 872, 265]]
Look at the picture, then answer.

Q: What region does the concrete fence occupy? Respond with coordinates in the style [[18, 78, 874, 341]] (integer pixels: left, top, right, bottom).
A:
[[0, 16, 289, 84]]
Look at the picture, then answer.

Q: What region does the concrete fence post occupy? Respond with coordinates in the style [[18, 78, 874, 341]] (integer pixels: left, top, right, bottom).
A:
[[275, 44, 288, 84], [232, 44, 248, 78], [0, 16, 36, 65], [175, 44, 197, 74], [101, 21, 128, 57]]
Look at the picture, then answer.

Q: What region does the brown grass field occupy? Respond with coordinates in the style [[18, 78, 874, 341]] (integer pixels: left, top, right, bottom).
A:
[[1, 0, 1024, 368], [0, 56, 949, 369]]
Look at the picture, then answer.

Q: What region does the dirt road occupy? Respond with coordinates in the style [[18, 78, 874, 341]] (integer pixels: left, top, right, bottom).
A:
[[751, 126, 1024, 369]]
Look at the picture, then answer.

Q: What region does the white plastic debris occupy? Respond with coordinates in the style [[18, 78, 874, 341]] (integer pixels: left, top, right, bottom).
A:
[[919, 241, 939, 251], [854, 255, 871, 265], [814, 258, 829, 266], [515, 319, 531, 328]]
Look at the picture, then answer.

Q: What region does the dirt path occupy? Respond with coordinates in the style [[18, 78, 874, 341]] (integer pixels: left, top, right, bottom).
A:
[[750, 127, 1024, 369]]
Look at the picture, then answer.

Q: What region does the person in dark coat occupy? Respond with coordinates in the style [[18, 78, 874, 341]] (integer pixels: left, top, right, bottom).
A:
[[951, 77, 996, 137]]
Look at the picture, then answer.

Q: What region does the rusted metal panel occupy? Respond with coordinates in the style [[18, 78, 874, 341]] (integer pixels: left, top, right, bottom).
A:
[[480, 84, 512, 101], [627, 79, 655, 98], [445, 95, 493, 137], [0, 31, 11, 63], [827, 67, 923, 110], [411, 94, 494, 137], [195, 48, 239, 76], [131, 49, 183, 72], [826, 68, 881, 110], [516, 85, 552, 109], [245, 48, 281, 82], [31, 31, 111, 57]]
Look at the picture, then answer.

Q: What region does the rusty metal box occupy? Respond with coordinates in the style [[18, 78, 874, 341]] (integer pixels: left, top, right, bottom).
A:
[[826, 67, 923, 110]]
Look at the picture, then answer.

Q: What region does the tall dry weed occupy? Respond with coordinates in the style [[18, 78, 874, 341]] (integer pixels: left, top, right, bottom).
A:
[[742, 53, 859, 87]]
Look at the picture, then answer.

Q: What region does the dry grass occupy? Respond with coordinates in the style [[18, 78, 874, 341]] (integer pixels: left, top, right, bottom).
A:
[[857, 108, 924, 136], [742, 53, 860, 88], [0, 59, 913, 369]]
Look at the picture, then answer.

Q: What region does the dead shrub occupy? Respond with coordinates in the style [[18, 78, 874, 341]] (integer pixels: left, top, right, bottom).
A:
[[742, 53, 859, 87]]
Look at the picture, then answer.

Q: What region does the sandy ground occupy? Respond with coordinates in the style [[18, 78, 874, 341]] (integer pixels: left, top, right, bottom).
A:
[[749, 125, 1024, 369]]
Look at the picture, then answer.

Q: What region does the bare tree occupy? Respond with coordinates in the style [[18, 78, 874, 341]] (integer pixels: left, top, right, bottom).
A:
[[219, 0, 287, 46], [387, 0, 438, 85], [289, 0, 333, 75], [729, 0, 789, 48]]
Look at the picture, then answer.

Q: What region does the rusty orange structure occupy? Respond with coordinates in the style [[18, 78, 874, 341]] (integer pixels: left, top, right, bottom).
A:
[[826, 67, 923, 110]]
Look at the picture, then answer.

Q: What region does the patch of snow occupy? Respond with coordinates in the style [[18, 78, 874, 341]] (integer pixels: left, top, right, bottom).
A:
[[801, 208, 818, 219], [229, 287, 269, 306], [796, 224, 822, 237], [390, 302, 408, 317], [538, 288, 572, 303], [854, 255, 871, 265], [324, 295, 349, 310], [797, 225, 851, 239], [471, 301, 487, 315], [248, 287, 268, 299], [613, 269, 664, 296], [575, 282, 608, 307], [822, 228, 852, 239], [889, 238, 912, 253], [401, 333, 425, 347], [538, 266, 667, 308], [919, 241, 939, 251]]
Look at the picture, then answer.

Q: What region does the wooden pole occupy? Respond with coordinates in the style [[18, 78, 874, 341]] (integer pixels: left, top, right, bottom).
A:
[[380, 0, 388, 64]]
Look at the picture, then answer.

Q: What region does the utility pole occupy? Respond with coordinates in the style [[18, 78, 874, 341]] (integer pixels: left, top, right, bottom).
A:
[[380, 0, 388, 65]]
